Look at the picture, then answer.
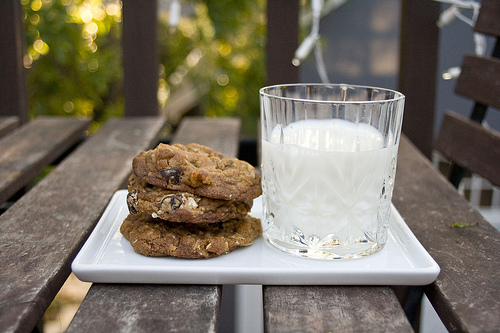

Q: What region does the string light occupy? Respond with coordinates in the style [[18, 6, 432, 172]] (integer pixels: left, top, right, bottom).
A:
[[293, 0, 322, 66], [435, 0, 484, 80], [293, 0, 337, 83]]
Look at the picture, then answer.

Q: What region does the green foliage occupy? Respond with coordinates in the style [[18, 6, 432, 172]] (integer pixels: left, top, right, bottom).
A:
[[22, 0, 266, 136], [158, 0, 266, 135], [23, 0, 123, 130]]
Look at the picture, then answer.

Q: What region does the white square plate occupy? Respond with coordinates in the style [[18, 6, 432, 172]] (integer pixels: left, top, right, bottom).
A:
[[72, 190, 440, 285]]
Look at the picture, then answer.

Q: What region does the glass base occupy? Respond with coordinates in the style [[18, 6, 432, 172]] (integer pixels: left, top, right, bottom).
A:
[[266, 237, 386, 260]]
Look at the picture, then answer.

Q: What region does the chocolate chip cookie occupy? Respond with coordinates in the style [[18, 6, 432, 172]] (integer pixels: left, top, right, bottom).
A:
[[127, 174, 253, 223], [120, 212, 262, 259], [132, 143, 262, 201]]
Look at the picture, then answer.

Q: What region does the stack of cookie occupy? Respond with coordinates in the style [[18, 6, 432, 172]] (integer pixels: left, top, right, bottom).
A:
[[120, 143, 263, 259]]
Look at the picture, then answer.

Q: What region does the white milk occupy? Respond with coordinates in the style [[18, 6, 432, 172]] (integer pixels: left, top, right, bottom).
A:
[[261, 119, 397, 259]]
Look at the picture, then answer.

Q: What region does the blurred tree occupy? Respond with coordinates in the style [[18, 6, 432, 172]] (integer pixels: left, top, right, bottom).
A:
[[22, 0, 123, 131], [22, 0, 266, 135]]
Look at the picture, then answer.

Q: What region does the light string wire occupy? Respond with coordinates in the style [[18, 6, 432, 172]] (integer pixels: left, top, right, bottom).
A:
[[293, 0, 331, 83], [435, 0, 484, 80]]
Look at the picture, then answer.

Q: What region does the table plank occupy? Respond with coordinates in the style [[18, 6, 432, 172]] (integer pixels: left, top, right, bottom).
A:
[[264, 286, 413, 333], [0, 117, 166, 333], [393, 136, 500, 332], [0, 116, 91, 207], [68, 117, 242, 332], [67, 284, 221, 333], [172, 117, 241, 158], [0, 116, 20, 139]]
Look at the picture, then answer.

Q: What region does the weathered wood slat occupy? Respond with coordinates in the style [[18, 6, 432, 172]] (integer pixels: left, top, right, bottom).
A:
[[434, 111, 500, 187], [0, 116, 91, 207], [67, 284, 221, 333], [0, 117, 166, 333], [0, 116, 20, 139], [474, 0, 500, 37], [263, 286, 413, 333], [172, 117, 241, 158], [68, 117, 241, 332], [454, 55, 500, 110], [393, 136, 500, 332]]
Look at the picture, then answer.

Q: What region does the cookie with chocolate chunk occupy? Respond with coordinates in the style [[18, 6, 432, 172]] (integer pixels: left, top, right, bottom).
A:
[[127, 174, 252, 223], [120, 212, 262, 259], [132, 143, 262, 201]]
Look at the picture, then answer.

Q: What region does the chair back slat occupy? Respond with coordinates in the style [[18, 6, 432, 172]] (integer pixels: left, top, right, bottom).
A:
[[434, 1, 500, 188], [454, 55, 500, 110], [435, 111, 500, 187], [474, 0, 500, 37]]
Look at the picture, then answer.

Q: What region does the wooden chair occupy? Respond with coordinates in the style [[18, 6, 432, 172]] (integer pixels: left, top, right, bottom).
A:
[[434, 0, 500, 190]]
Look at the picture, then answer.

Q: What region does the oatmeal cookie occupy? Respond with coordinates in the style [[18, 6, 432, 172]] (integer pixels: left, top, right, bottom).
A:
[[132, 143, 262, 201], [120, 212, 262, 259], [127, 174, 253, 223]]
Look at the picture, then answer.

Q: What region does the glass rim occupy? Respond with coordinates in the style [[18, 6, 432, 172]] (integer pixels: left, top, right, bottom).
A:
[[259, 83, 405, 104]]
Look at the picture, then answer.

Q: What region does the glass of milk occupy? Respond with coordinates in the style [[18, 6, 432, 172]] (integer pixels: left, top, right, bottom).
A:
[[260, 84, 405, 259]]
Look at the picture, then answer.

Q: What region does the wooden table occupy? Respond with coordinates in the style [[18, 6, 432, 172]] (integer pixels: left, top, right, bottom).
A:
[[1, 116, 499, 333]]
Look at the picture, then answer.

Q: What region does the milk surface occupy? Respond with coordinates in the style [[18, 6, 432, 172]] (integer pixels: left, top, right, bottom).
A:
[[261, 119, 397, 258]]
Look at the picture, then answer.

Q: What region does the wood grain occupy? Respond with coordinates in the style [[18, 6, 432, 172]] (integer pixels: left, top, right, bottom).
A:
[[454, 55, 500, 110], [67, 284, 221, 333], [434, 111, 500, 187], [394, 136, 500, 332], [0, 117, 166, 333], [171, 117, 241, 158], [264, 286, 413, 333], [0, 116, 90, 206]]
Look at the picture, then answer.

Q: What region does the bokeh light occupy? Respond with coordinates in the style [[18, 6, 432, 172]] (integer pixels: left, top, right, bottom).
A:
[[22, 0, 266, 136]]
